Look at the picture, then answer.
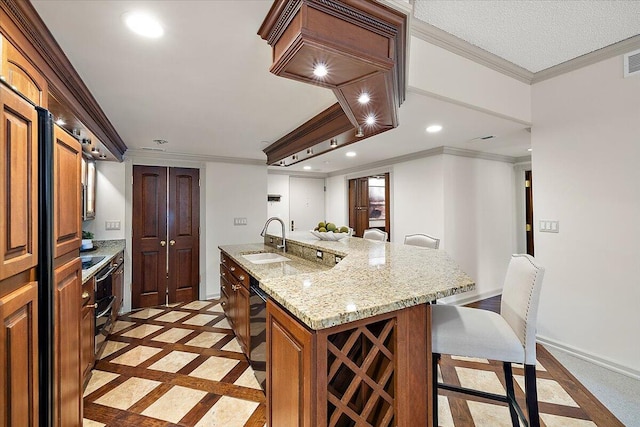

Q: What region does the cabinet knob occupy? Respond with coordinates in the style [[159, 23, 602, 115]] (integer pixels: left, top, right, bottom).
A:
[[230, 266, 236, 272], [82, 291, 90, 299], [221, 301, 226, 307], [239, 275, 245, 281], [222, 271, 226, 276], [160, 240, 166, 247]]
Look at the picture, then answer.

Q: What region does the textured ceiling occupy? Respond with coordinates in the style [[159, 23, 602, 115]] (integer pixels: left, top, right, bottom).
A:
[[414, 1, 640, 73]]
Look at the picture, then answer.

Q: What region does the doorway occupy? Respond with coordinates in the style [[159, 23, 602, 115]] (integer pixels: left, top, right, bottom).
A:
[[525, 170, 534, 256], [132, 166, 200, 308], [289, 177, 325, 232], [348, 173, 390, 238]]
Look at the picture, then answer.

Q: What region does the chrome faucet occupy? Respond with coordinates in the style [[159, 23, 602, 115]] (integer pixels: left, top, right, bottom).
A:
[[260, 217, 286, 251]]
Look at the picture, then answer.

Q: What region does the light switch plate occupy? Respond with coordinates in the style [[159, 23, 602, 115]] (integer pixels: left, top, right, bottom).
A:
[[105, 220, 121, 230], [234, 217, 247, 226], [539, 220, 559, 233]]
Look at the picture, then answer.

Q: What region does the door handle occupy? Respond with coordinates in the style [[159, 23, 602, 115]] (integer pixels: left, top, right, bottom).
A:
[[170, 240, 176, 246], [160, 240, 166, 247]]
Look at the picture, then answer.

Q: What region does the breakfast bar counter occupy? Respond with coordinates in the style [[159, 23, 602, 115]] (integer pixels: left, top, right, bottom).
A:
[[219, 235, 474, 427]]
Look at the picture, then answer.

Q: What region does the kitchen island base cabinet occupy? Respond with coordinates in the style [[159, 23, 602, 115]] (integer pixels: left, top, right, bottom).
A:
[[267, 300, 432, 427], [220, 252, 250, 356]]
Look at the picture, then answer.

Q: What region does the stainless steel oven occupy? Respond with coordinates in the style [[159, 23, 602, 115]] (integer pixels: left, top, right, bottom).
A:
[[94, 258, 120, 353], [249, 277, 268, 392]]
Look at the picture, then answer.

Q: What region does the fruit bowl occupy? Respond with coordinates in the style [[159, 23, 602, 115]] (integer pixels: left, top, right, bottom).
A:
[[310, 230, 350, 241]]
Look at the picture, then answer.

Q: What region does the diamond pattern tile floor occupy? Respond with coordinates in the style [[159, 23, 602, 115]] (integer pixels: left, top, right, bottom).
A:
[[83, 300, 265, 426]]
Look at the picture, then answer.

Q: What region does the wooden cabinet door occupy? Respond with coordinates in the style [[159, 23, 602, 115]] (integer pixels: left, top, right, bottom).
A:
[[0, 85, 38, 280], [168, 168, 199, 304], [54, 257, 82, 427], [0, 281, 39, 426], [80, 301, 95, 383], [53, 125, 82, 258], [81, 278, 95, 385], [0, 34, 47, 107], [112, 258, 124, 317], [132, 166, 168, 308], [267, 300, 315, 427], [236, 284, 250, 355]]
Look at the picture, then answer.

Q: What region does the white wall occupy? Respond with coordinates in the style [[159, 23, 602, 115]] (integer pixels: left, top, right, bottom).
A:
[[82, 161, 126, 240], [392, 155, 444, 245], [532, 55, 640, 377], [267, 174, 290, 235], [205, 162, 267, 299], [325, 174, 348, 226], [441, 155, 517, 302], [409, 36, 532, 123]]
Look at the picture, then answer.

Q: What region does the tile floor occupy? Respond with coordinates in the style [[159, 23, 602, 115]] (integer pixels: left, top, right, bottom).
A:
[[83, 300, 266, 427], [83, 299, 623, 426]]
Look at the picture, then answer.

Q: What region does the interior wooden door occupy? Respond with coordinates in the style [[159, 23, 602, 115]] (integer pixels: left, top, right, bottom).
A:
[[133, 166, 200, 308], [348, 177, 369, 237], [525, 170, 535, 256], [132, 166, 168, 308], [167, 168, 200, 304]]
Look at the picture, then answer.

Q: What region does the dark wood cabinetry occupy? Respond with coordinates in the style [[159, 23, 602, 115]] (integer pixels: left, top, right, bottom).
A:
[[53, 126, 82, 258], [266, 299, 315, 427], [53, 257, 82, 427], [219, 252, 250, 356], [0, 281, 39, 426], [266, 299, 431, 427], [0, 84, 38, 281], [81, 277, 95, 385]]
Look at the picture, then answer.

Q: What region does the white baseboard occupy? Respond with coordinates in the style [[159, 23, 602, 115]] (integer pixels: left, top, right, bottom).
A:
[[537, 335, 640, 381], [206, 292, 220, 301], [438, 288, 503, 306]]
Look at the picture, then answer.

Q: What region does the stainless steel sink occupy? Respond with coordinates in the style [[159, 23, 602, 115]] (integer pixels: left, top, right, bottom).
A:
[[242, 252, 291, 264]]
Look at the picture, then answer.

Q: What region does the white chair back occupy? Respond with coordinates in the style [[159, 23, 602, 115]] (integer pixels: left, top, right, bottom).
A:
[[404, 233, 440, 249], [500, 254, 545, 364], [362, 228, 388, 242]]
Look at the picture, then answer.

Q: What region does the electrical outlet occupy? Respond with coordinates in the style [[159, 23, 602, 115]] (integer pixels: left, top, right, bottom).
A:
[[316, 250, 323, 259], [234, 217, 247, 226], [335, 256, 342, 264]]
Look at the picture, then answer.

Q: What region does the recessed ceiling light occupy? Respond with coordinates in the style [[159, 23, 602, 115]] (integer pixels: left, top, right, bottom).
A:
[[306, 148, 313, 155], [303, 166, 312, 170], [346, 151, 356, 157], [330, 138, 338, 148], [528, 148, 533, 152], [365, 115, 376, 125], [123, 11, 164, 38], [55, 118, 65, 126], [91, 147, 100, 154], [358, 93, 370, 104], [313, 63, 328, 77], [426, 124, 443, 133]]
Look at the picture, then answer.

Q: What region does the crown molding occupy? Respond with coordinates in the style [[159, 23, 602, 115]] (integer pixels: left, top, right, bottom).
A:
[[327, 145, 517, 177], [532, 34, 640, 83], [125, 149, 267, 166], [267, 168, 328, 179], [410, 19, 534, 84]]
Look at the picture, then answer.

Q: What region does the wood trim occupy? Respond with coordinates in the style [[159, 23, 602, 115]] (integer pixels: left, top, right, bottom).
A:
[[0, 1, 127, 160], [264, 103, 353, 165]]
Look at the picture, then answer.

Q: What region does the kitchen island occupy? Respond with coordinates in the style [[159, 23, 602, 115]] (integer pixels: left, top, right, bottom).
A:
[[220, 235, 474, 427]]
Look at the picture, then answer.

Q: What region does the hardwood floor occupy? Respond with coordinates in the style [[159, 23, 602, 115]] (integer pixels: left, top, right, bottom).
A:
[[82, 296, 622, 426]]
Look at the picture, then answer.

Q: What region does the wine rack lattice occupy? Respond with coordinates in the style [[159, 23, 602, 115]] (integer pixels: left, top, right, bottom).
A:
[[326, 318, 396, 427]]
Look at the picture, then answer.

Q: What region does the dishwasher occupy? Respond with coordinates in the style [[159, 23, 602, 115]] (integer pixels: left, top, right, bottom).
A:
[[249, 277, 268, 392]]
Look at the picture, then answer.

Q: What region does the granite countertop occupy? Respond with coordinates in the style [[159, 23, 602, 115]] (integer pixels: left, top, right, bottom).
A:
[[81, 240, 126, 284], [219, 235, 474, 330]]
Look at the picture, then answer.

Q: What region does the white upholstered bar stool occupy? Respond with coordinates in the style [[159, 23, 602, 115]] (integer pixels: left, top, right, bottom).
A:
[[362, 228, 388, 242], [404, 233, 440, 249], [431, 254, 545, 427]]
